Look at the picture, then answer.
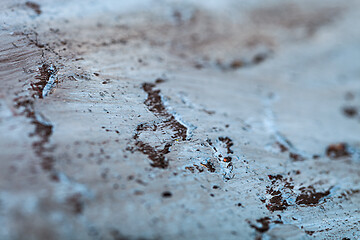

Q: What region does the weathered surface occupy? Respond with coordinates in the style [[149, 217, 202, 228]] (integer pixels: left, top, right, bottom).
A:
[[1, 0, 360, 239]]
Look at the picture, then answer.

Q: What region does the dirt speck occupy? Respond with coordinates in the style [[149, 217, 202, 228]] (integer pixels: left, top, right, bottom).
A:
[[305, 230, 315, 236], [342, 106, 358, 118], [162, 191, 172, 198]]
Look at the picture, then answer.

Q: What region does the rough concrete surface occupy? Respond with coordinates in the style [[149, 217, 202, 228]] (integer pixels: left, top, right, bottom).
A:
[[1, 0, 360, 239]]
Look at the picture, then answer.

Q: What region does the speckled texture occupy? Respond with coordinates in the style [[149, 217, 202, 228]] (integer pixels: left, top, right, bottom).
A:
[[1, 0, 360, 239]]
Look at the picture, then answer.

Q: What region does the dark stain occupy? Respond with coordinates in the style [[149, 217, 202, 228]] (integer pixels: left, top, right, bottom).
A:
[[266, 188, 289, 212], [252, 53, 267, 64], [142, 82, 187, 140], [31, 118, 53, 142], [337, 189, 360, 200], [295, 186, 330, 206], [265, 174, 292, 212], [31, 119, 54, 170], [289, 152, 305, 161], [110, 229, 129, 240], [265, 174, 330, 211], [247, 216, 283, 234], [248, 217, 271, 233], [31, 64, 57, 98], [275, 137, 306, 161], [206, 137, 235, 179], [66, 193, 84, 214], [202, 109, 215, 115], [25, 1, 41, 15], [195, 49, 271, 71], [305, 230, 315, 236], [229, 60, 244, 69], [162, 191, 172, 198], [276, 141, 288, 152], [218, 136, 234, 154], [142, 83, 167, 115], [128, 80, 188, 168], [221, 52, 270, 71], [200, 161, 216, 172], [185, 166, 195, 173], [15, 96, 54, 172], [342, 106, 358, 118], [13, 63, 57, 174], [194, 62, 204, 69], [326, 143, 350, 159], [134, 141, 171, 168], [193, 164, 204, 172], [155, 78, 165, 84], [268, 174, 283, 182], [100, 38, 128, 47], [274, 135, 308, 161]]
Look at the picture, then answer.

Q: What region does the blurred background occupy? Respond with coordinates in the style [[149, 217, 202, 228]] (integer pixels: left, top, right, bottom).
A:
[[1, 0, 360, 239]]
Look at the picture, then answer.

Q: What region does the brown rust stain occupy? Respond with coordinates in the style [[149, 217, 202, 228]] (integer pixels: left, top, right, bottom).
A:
[[128, 79, 188, 168], [248, 217, 271, 233], [142, 82, 187, 141], [273, 134, 308, 161], [326, 143, 351, 159], [289, 152, 305, 161], [133, 141, 171, 169], [13, 63, 57, 173], [200, 161, 216, 173], [218, 136, 234, 154], [25, 1, 42, 15], [296, 186, 330, 206], [265, 174, 292, 212], [265, 174, 331, 212], [31, 118, 54, 171], [247, 216, 283, 234], [15, 96, 55, 171]]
